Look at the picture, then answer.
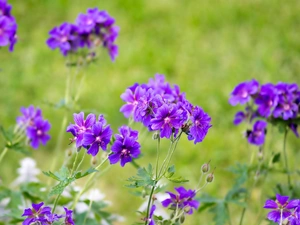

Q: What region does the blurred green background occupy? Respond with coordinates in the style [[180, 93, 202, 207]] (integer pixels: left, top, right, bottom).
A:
[[0, 0, 299, 224]]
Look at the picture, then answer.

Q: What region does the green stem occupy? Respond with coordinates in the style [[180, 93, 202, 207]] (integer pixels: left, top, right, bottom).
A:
[[70, 152, 79, 176], [144, 181, 157, 225], [0, 147, 8, 165], [83, 199, 93, 225], [75, 152, 85, 172], [52, 193, 61, 213], [226, 203, 233, 225], [131, 159, 141, 169], [155, 135, 161, 179], [282, 130, 291, 189], [71, 157, 108, 209]]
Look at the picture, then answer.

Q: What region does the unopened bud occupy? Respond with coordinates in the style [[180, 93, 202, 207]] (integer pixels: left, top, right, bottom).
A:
[[206, 173, 214, 183], [170, 211, 175, 219], [66, 148, 73, 157], [201, 161, 210, 173], [152, 132, 160, 140], [257, 151, 263, 161], [91, 157, 97, 166], [180, 214, 185, 223]]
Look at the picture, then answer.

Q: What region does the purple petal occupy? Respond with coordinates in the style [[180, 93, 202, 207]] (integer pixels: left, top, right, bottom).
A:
[[87, 142, 99, 156]]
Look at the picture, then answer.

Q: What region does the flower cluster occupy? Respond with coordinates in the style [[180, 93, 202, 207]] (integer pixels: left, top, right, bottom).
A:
[[46, 7, 119, 61], [120, 74, 212, 143], [108, 125, 141, 167], [0, 0, 17, 51], [16, 105, 51, 149], [264, 193, 300, 225], [66, 112, 113, 156], [22, 202, 74, 225], [162, 186, 200, 216], [229, 80, 300, 145]]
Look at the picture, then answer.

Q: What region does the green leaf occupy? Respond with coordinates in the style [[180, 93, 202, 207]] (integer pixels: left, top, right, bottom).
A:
[[227, 163, 248, 187], [166, 176, 189, 183], [21, 182, 47, 201], [0, 125, 14, 142], [126, 164, 155, 188], [165, 165, 175, 178], [210, 202, 229, 225], [164, 165, 189, 183], [272, 152, 281, 164]]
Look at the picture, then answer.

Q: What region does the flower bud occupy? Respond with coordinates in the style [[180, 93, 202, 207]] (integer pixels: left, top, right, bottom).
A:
[[201, 161, 210, 173], [257, 150, 263, 161], [66, 148, 73, 157], [91, 157, 97, 166], [152, 132, 160, 140], [206, 173, 214, 183], [180, 214, 185, 223]]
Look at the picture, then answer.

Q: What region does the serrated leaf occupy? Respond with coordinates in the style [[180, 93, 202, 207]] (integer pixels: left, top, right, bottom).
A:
[[227, 163, 248, 187], [0, 125, 14, 142], [166, 176, 189, 183], [165, 165, 175, 178], [126, 164, 155, 188], [210, 202, 229, 225], [272, 153, 281, 164]]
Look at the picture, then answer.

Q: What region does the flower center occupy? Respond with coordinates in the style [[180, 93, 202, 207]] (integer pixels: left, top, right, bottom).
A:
[[254, 130, 262, 137], [37, 130, 43, 136], [164, 117, 171, 124], [60, 36, 68, 43], [87, 19, 93, 25], [195, 120, 200, 126], [240, 90, 248, 98], [283, 103, 290, 111], [268, 100, 273, 106], [121, 149, 130, 156], [95, 136, 101, 142]]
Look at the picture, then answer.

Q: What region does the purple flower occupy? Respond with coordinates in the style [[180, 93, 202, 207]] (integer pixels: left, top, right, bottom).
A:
[[263, 194, 299, 224], [233, 111, 247, 126], [22, 202, 52, 225], [0, 16, 17, 50], [273, 83, 299, 120], [151, 104, 184, 139], [289, 123, 299, 138], [76, 13, 95, 33], [109, 126, 141, 167], [17, 105, 42, 126], [66, 112, 96, 148], [26, 118, 51, 149], [147, 74, 175, 102], [146, 205, 156, 225], [229, 79, 259, 106], [247, 120, 267, 146], [120, 84, 146, 119], [0, 0, 12, 17], [162, 186, 200, 215], [46, 22, 78, 56], [82, 121, 113, 156], [188, 106, 212, 144], [255, 83, 278, 117], [64, 207, 75, 225]]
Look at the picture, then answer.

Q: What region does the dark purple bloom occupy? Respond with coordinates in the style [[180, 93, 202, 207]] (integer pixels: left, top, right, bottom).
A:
[[0, 0, 12, 17], [109, 126, 141, 167], [247, 120, 267, 146], [151, 104, 184, 139], [162, 186, 199, 215], [26, 118, 51, 149], [146, 205, 156, 225], [233, 111, 247, 126], [289, 123, 299, 138], [66, 112, 96, 148], [263, 194, 299, 224], [17, 105, 42, 126], [64, 207, 75, 225], [229, 79, 259, 106], [0, 16, 17, 49], [255, 83, 278, 117], [76, 13, 95, 33], [188, 106, 212, 144], [82, 121, 113, 156], [22, 202, 52, 225], [46, 22, 78, 56], [147, 74, 175, 102]]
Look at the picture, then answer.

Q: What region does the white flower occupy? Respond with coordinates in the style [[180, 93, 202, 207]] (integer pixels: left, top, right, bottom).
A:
[[139, 193, 169, 219], [11, 157, 40, 186], [0, 198, 10, 218]]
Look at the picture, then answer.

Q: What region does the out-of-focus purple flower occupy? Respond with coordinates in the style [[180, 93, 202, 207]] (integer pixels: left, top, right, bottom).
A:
[[233, 111, 247, 126], [188, 106, 212, 144], [162, 186, 199, 215], [273, 83, 299, 120], [151, 104, 184, 139], [289, 124, 299, 138], [247, 120, 267, 146], [0, 0, 12, 17], [263, 194, 299, 224], [147, 74, 175, 102], [22, 202, 52, 225], [229, 79, 259, 106], [46, 22, 78, 56], [17, 105, 42, 126], [82, 121, 113, 156], [146, 205, 156, 225], [26, 118, 51, 149], [0, 16, 17, 50], [109, 126, 141, 167], [120, 84, 146, 119], [64, 207, 75, 225], [255, 83, 278, 117], [66, 112, 96, 148]]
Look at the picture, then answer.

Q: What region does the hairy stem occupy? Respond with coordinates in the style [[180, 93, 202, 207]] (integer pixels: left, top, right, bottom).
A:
[[282, 130, 291, 189], [52, 193, 62, 213], [144, 181, 157, 225], [0, 147, 8, 165]]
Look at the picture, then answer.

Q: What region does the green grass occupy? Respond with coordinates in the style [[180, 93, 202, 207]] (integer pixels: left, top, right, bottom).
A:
[[0, 0, 299, 224]]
